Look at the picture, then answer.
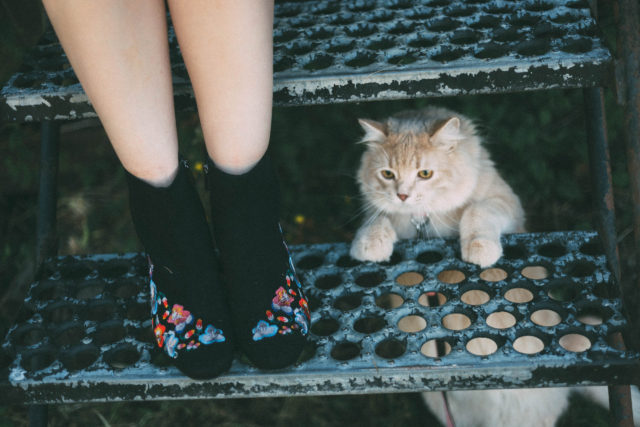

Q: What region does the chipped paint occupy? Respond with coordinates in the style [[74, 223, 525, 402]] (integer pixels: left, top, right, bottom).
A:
[[1, 0, 614, 121]]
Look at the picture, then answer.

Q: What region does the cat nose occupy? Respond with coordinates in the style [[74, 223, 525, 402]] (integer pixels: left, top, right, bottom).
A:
[[397, 193, 409, 202]]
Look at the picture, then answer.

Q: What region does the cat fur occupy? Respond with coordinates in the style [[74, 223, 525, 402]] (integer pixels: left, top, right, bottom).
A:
[[350, 107, 525, 267]]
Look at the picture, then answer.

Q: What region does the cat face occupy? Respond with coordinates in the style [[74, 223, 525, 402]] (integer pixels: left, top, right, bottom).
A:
[[356, 108, 482, 216]]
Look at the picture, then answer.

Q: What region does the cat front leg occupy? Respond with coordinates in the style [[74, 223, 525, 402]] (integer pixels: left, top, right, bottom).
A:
[[350, 215, 397, 262], [459, 199, 516, 268]]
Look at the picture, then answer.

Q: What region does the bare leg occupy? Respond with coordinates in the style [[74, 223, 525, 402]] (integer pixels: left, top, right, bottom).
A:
[[42, 0, 178, 185], [168, 0, 274, 174]]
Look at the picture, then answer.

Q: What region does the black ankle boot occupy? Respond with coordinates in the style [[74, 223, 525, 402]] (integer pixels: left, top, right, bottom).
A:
[[127, 160, 234, 379], [206, 155, 310, 370]]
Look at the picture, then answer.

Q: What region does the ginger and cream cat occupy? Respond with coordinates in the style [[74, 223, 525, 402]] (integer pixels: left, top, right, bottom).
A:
[[350, 107, 525, 267]]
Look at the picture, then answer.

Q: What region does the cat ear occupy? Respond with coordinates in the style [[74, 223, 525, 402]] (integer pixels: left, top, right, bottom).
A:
[[432, 117, 462, 151], [358, 119, 387, 144]]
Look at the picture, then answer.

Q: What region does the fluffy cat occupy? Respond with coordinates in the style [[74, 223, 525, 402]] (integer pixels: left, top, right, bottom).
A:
[[350, 106, 525, 267], [350, 107, 639, 426]]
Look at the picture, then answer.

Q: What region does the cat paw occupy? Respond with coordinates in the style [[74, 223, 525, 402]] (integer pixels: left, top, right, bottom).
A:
[[350, 231, 395, 262], [462, 238, 502, 268]]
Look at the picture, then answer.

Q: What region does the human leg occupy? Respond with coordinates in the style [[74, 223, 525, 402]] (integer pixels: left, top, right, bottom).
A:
[[168, 0, 309, 369], [42, 0, 233, 377], [168, 0, 273, 174], [42, 0, 179, 185]]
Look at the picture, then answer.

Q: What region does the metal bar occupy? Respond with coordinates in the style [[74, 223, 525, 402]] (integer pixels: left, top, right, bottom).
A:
[[583, 87, 621, 281], [36, 120, 59, 267], [614, 0, 640, 297], [28, 405, 48, 427]]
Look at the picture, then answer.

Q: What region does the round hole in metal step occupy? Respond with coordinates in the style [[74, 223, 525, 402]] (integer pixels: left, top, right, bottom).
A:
[[480, 268, 508, 282], [355, 270, 386, 288], [466, 337, 498, 356], [504, 287, 534, 303], [521, 265, 549, 280], [559, 333, 591, 352], [12, 325, 46, 347], [327, 40, 356, 54], [311, 318, 340, 336], [92, 320, 127, 346], [395, 271, 424, 286], [296, 253, 325, 270], [375, 338, 406, 359], [315, 273, 342, 290], [354, 316, 386, 334], [442, 313, 472, 331], [470, 15, 501, 29], [418, 291, 447, 307], [367, 37, 396, 50], [580, 241, 603, 256], [576, 306, 608, 326], [331, 341, 361, 361], [21, 346, 56, 372], [474, 43, 510, 59], [60, 344, 100, 371], [566, 260, 596, 278], [336, 255, 361, 268], [486, 311, 517, 329], [538, 242, 567, 258], [104, 343, 141, 369], [503, 244, 526, 259], [101, 259, 132, 278], [513, 335, 545, 354], [54, 322, 85, 347], [421, 339, 452, 358], [113, 278, 141, 299], [461, 289, 490, 306], [547, 280, 580, 302], [376, 292, 404, 309], [398, 315, 427, 333], [438, 270, 465, 284], [75, 279, 105, 299], [333, 294, 362, 311], [531, 309, 562, 327], [428, 17, 460, 32]]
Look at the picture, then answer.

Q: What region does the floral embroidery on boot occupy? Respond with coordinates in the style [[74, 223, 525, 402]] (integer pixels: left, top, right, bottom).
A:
[[149, 262, 226, 359], [250, 253, 310, 342]]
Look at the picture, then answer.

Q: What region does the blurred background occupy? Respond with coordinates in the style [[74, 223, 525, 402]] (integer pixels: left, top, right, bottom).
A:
[[0, 1, 635, 425]]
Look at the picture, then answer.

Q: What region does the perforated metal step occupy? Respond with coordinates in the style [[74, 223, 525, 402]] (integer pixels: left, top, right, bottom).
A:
[[1, 231, 638, 404], [1, 0, 612, 122]]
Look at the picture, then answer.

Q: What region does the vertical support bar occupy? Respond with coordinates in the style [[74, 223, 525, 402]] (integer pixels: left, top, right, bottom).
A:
[[28, 405, 48, 427], [583, 87, 633, 427], [36, 120, 60, 267], [31, 120, 59, 427], [583, 87, 621, 280], [615, 0, 640, 297]]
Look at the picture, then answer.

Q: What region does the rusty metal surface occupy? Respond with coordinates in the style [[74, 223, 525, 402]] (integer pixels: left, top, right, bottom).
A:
[[1, 0, 613, 122], [0, 231, 638, 404]]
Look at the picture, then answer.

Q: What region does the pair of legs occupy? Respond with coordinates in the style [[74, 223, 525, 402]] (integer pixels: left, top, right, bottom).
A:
[[42, 0, 274, 181], [43, 0, 310, 377]]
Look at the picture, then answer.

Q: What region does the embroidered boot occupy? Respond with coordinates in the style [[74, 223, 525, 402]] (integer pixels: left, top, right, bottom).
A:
[[206, 155, 310, 370], [127, 160, 234, 379]]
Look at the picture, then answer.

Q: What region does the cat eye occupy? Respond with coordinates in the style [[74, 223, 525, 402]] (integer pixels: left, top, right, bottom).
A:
[[380, 170, 395, 180], [418, 170, 434, 179]]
